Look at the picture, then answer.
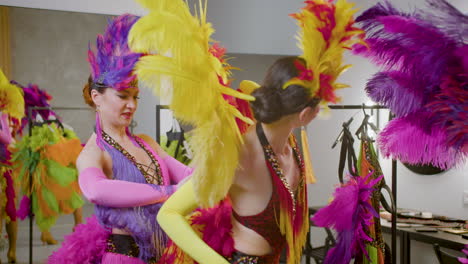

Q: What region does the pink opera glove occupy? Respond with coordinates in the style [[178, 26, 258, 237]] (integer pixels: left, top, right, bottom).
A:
[[163, 155, 194, 183], [79, 167, 176, 208], [0, 113, 12, 145]]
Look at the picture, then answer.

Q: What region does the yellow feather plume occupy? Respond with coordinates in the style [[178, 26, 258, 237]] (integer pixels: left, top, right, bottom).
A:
[[129, 0, 254, 208], [0, 69, 24, 120], [290, 0, 365, 105]]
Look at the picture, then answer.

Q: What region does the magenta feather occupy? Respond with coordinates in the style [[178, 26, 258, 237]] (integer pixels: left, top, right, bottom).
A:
[[88, 14, 142, 90], [16, 195, 30, 221], [312, 172, 382, 264], [355, 15, 456, 93], [355, 0, 467, 168], [4, 170, 16, 221], [190, 200, 235, 257], [48, 215, 111, 264], [377, 112, 465, 169], [459, 244, 468, 264]]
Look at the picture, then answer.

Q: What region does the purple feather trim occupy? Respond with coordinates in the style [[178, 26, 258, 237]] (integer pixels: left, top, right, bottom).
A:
[[17, 195, 30, 221], [378, 113, 466, 169], [88, 14, 143, 90], [48, 215, 111, 264], [312, 172, 382, 264]]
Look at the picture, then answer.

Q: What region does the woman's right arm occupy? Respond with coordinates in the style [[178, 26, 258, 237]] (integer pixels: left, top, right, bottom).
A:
[[157, 178, 230, 264], [77, 143, 177, 208]]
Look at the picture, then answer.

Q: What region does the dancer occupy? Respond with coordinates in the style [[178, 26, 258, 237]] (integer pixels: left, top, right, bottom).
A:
[[48, 14, 192, 264], [127, 0, 364, 263]]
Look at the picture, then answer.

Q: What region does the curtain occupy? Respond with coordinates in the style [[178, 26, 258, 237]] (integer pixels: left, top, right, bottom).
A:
[[0, 6, 11, 78]]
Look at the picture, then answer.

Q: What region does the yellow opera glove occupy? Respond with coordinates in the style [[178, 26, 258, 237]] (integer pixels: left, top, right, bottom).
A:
[[157, 178, 230, 264]]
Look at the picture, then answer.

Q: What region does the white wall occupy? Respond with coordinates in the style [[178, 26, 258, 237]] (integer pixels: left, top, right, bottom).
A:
[[3, 0, 466, 55]]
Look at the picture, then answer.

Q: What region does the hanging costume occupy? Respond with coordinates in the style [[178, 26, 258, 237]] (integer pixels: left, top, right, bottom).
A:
[[0, 70, 25, 225], [127, 0, 364, 263], [48, 14, 193, 264], [354, 136, 388, 264], [12, 122, 84, 231], [352, 0, 468, 169]]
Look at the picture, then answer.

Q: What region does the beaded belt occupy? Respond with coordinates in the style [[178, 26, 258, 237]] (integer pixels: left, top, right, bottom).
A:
[[227, 251, 261, 264], [106, 234, 157, 263]]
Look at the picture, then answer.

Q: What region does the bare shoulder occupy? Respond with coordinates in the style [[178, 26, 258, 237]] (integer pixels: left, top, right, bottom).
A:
[[76, 134, 105, 172], [234, 127, 263, 184], [136, 133, 168, 159]]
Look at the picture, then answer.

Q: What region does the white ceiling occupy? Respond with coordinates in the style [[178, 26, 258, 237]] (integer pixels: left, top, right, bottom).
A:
[[1, 0, 466, 55]]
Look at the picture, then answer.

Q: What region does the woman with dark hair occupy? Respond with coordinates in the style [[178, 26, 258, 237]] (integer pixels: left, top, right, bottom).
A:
[[127, 0, 364, 263], [48, 14, 192, 264], [156, 56, 320, 264]]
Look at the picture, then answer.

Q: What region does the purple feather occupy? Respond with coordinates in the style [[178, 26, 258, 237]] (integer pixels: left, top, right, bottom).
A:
[[456, 45, 468, 74], [355, 15, 457, 92], [356, 1, 467, 170], [88, 14, 142, 90], [418, 0, 468, 43], [378, 112, 466, 169], [312, 173, 382, 264], [366, 71, 427, 116], [356, 0, 409, 26]]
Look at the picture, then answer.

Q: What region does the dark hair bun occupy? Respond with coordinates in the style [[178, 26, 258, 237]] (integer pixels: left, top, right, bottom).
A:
[[250, 86, 284, 123]]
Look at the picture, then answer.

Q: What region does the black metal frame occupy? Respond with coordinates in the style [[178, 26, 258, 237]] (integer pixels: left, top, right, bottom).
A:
[[155, 105, 170, 144], [327, 104, 397, 264]]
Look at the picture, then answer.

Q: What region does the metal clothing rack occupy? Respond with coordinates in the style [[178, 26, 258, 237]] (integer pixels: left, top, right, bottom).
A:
[[328, 104, 397, 264]]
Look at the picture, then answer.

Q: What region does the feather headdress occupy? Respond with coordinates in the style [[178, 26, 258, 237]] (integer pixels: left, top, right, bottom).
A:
[[285, 0, 366, 105], [128, 0, 254, 208], [88, 14, 142, 90], [354, 0, 468, 168], [0, 70, 24, 120]]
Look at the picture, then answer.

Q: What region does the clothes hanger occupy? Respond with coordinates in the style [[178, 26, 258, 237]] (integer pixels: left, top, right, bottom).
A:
[[332, 117, 358, 183], [355, 104, 379, 141]]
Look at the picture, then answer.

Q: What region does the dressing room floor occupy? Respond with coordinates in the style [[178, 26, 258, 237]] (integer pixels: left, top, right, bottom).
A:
[[1, 203, 94, 264]]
